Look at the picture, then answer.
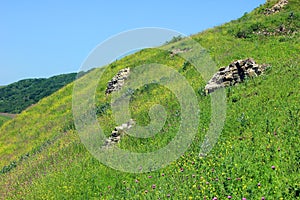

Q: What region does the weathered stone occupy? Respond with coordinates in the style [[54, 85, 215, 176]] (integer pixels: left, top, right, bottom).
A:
[[223, 81, 231, 86], [264, 0, 289, 15], [224, 74, 233, 81], [115, 126, 123, 131], [229, 63, 236, 69], [105, 68, 130, 95], [169, 48, 192, 57], [219, 67, 226, 71], [248, 70, 257, 77], [111, 131, 119, 137], [252, 65, 259, 70], [102, 119, 135, 148], [233, 73, 240, 79], [121, 123, 128, 129], [219, 71, 226, 75], [205, 58, 268, 94], [111, 136, 120, 142]]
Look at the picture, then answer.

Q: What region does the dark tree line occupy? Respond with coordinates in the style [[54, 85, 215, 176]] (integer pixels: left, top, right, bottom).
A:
[[0, 73, 77, 113]]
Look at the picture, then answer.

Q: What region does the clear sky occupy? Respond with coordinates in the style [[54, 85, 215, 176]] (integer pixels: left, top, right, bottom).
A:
[[0, 0, 265, 85]]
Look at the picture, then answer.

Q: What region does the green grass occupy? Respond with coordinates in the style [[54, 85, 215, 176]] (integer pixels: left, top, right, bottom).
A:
[[0, 115, 11, 127], [0, 0, 299, 199]]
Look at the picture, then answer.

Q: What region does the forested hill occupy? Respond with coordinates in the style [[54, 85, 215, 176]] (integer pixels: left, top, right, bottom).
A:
[[0, 73, 77, 113]]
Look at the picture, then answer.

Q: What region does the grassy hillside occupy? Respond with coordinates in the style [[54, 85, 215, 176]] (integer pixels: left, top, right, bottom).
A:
[[0, 0, 299, 199], [0, 73, 77, 114], [0, 115, 11, 127]]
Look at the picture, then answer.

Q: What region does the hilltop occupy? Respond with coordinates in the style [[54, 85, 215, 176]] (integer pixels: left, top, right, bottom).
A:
[[0, 0, 299, 199]]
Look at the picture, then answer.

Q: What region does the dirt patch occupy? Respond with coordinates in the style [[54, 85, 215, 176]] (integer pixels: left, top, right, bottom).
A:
[[0, 113, 16, 118]]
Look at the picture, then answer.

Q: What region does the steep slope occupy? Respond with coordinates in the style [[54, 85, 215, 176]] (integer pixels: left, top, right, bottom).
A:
[[0, 73, 77, 114], [0, 115, 11, 127], [0, 0, 299, 199]]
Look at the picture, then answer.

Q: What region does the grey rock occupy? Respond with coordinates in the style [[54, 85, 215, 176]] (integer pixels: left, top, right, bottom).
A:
[[264, 0, 289, 15], [169, 48, 192, 57], [223, 81, 231, 87], [102, 119, 135, 149], [205, 58, 268, 94], [115, 126, 123, 131], [105, 68, 130, 95]]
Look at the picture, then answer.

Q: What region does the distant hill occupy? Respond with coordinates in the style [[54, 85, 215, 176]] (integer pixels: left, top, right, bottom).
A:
[[0, 73, 77, 114]]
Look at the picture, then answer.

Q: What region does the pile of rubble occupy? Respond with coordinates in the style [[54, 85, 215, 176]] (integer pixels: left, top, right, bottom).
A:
[[105, 68, 130, 95], [205, 58, 268, 94], [264, 0, 289, 15], [102, 119, 135, 148]]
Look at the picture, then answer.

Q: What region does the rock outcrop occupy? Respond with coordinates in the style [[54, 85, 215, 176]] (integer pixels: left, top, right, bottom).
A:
[[102, 119, 135, 148], [205, 58, 268, 94], [264, 0, 289, 15], [105, 68, 130, 95]]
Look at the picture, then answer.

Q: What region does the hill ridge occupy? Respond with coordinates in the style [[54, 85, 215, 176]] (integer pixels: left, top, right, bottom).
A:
[[0, 73, 77, 114]]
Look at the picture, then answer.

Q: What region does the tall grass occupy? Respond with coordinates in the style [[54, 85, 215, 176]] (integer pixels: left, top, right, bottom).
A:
[[0, 0, 299, 199]]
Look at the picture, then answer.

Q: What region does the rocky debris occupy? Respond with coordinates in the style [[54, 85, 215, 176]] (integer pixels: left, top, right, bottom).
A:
[[170, 48, 192, 57], [253, 24, 297, 36], [105, 68, 130, 95], [264, 0, 289, 15], [102, 119, 135, 148], [205, 58, 268, 94]]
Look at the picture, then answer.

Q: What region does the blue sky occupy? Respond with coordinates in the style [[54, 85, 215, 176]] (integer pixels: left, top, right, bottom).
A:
[[0, 0, 265, 85]]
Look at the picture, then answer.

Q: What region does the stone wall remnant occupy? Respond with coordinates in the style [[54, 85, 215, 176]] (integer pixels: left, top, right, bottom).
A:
[[205, 58, 268, 94], [102, 119, 135, 148], [105, 68, 130, 95]]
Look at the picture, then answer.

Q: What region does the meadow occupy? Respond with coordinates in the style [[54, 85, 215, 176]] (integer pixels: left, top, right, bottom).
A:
[[0, 115, 11, 127], [0, 0, 299, 199]]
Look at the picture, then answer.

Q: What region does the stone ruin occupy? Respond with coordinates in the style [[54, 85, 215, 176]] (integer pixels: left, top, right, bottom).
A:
[[102, 68, 135, 148], [264, 0, 289, 15], [105, 68, 130, 95], [102, 119, 135, 148], [205, 58, 268, 94]]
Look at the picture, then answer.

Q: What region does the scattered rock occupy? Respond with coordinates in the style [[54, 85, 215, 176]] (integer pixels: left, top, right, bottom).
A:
[[205, 58, 268, 94], [264, 0, 289, 15], [102, 119, 135, 148], [253, 24, 297, 36], [170, 48, 192, 57], [105, 68, 130, 95]]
